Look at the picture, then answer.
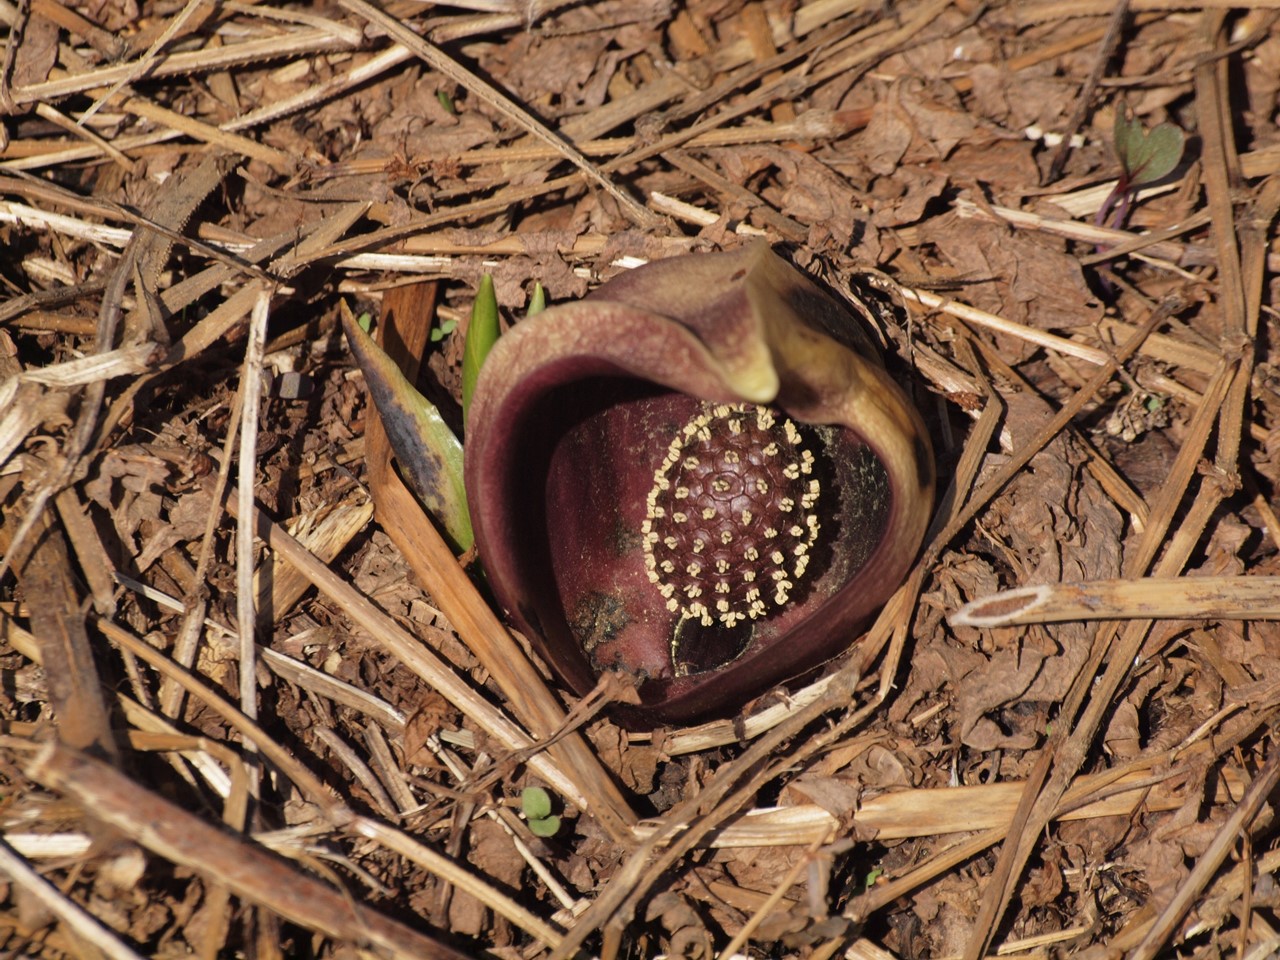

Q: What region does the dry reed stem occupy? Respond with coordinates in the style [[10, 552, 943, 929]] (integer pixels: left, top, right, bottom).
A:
[[120, 96, 294, 171], [0, 194, 476, 278], [849, 705, 1277, 925], [52, 488, 114, 615], [27, 743, 473, 960], [118, 707, 248, 809], [648, 190, 770, 236], [873, 339, 1005, 706], [954, 197, 1216, 269], [1130, 749, 1280, 960], [31, 101, 136, 171], [589, 13, 909, 179], [111, 572, 405, 742], [253, 491, 374, 626], [222, 488, 597, 810], [338, 0, 659, 229], [125, 728, 248, 957], [1018, 0, 1280, 19], [953, 576, 1280, 626], [78, 0, 211, 123], [717, 836, 826, 959], [235, 289, 271, 745], [305, 112, 861, 168], [423, 733, 583, 917], [1, 23, 358, 104], [960, 343, 1239, 960], [90, 615, 564, 947], [351, 816, 566, 949], [2, 43, 412, 172], [551, 679, 875, 959], [904, 284, 1272, 444], [635, 753, 1247, 847], [5, 515, 118, 762], [97, 617, 339, 810], [647, 671, 846, 755], [0, 837, 147, 960], [559, 0, 871, 144]]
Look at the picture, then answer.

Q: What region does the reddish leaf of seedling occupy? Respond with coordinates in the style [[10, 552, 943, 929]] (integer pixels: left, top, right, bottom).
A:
[[1113, 102, 1185, 188]]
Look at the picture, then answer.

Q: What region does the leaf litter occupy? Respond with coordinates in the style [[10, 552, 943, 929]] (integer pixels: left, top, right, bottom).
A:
[[1, 1, 1279, 958]]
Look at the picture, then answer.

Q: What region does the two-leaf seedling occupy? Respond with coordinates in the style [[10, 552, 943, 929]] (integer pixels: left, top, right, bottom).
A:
[[430, 317, 457, 343], [520, 786, 561, 838]]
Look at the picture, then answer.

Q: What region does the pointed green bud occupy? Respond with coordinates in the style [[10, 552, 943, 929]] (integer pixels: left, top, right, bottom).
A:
[[527, 282, 547, 317], [462, 275, 500, 425]]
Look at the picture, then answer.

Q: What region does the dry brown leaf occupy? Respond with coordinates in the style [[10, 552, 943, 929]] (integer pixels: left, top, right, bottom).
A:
[[930, 214, 1105, 333]]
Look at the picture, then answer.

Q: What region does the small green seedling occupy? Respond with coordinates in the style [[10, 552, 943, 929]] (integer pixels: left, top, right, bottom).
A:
[[863, 866, 884, 890], [430, 317, 457, 343], [436, 89, 456, 115], [521, 786, 561, 838], [1096, 100, 1186, 232]]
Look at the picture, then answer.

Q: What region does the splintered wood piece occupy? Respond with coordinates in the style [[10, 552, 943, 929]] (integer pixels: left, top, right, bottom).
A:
[[6, 511, 118, 763], [253, 489, 374, 628], [638, 758, 1247, 848]]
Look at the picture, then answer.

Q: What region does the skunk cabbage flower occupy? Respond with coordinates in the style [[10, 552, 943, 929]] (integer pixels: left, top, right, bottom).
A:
[[465, 243, 933, 725]]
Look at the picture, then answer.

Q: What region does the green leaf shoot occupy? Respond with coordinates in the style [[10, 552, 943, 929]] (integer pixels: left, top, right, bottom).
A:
[[462, 274, 500, 425], [340, 302, 473, 552], [527, 282, 547, 317]]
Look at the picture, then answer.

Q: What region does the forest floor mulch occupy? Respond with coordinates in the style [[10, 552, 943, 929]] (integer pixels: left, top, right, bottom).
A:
[[2, 0, 1280, 957]]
